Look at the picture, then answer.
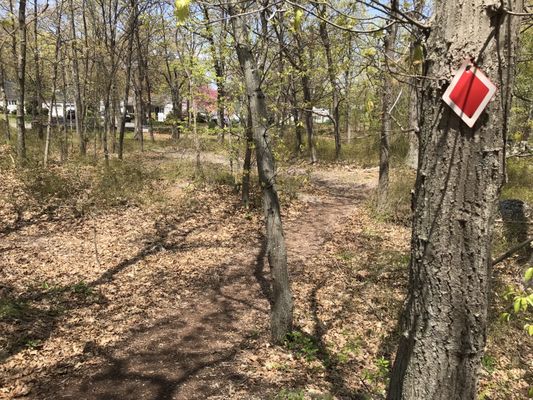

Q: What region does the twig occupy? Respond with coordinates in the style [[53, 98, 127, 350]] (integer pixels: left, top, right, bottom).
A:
[[92, 214, 101, 268], [492, 237, 533, 266]]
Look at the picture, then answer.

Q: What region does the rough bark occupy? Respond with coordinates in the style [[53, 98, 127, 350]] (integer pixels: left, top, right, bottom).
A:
[[377, 0, 398, 210], [387, 1, 524, 399], [231, 5, 293, 343]]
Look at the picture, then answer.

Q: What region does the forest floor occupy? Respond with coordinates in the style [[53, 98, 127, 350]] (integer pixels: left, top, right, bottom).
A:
[[0, 140, 531, 400]]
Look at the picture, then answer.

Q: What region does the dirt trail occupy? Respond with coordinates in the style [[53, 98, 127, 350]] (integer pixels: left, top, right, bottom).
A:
[[22, 153, 378, 400]]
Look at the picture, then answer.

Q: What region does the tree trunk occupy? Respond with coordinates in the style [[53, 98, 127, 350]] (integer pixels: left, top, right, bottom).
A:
[[69, 0, 85, 155], [377, 0, 398, 210], [202, 6, 227, 142], [405, 0, 425, 170], [387, 1, 523, 399], [318, 5, 341, 160], [405, 84, 419, 169], [301, 75, 317, 163], [118, 3, 136, 160], [241, 106, 253, 208], [32, 0, 44, 140], [16, 0, 27, 161], [290, 81, 303, 154], [44, 0, 64, 168], [231, 5, 293, 344], [0, 65, 11, 142]]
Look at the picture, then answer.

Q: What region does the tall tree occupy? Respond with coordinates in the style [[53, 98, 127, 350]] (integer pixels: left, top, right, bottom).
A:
[[377, 0, 398, 210], [230, 2, 293, 343], [15, 0, 27, 161], [69, 0, 86, 155], [387, 1, 524, 399], [317, 3, 341, 160]]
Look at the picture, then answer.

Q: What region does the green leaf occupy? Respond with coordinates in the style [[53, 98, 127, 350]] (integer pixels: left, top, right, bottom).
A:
[[525, 267, 533, 282], [514, 298, 521, 313], [175, 0, 190, 23]]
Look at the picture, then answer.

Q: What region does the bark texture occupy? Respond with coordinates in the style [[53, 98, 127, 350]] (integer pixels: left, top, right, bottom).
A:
[[387, 1, 523, 399], [231, 6, 293, 344]]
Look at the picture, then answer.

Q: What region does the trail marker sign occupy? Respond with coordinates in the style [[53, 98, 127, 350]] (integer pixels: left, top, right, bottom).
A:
[[442, 60, 497, 128]]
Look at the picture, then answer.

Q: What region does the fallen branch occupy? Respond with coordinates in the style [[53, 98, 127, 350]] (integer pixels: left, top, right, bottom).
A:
[[492, 237, 533, 266]]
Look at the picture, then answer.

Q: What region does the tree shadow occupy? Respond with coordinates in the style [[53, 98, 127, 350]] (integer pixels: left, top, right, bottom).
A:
[[0, 212, 217, 364], [35, 264, 276, 399], [292, 280, 374, 400]]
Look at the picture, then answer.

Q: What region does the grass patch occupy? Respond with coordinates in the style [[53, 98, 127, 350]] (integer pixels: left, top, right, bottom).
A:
[[0, 298, 29, 320]]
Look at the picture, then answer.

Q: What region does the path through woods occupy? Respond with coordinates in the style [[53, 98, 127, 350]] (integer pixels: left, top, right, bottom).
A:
[[1, 149, 382, 400], [2, 148, 530, 399]]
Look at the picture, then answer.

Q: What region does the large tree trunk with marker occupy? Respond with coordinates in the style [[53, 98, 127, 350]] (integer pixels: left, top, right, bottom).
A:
[[231, 6, 293, 344], [387, 1, 523, 399]]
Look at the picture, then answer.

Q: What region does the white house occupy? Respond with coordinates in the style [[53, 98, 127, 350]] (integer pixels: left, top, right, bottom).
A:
[[312, 107, 331, 124], [45, 101, 76, 118], [0, 81, 19, 113]]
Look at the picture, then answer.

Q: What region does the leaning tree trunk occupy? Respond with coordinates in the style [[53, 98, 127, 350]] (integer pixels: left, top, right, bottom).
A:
[[231, 5, 293, 344], [377, 0, 398, 210], [387, 1, 523, 399]]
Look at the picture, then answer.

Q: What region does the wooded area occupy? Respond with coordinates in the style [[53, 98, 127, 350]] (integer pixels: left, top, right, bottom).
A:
[[0, 0, 532, 399]]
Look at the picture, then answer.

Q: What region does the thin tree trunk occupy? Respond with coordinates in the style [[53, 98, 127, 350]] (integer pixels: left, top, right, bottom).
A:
[[387, 1, 523, 399], [231, 6, 293, 344], [202, 6, 227, 142], [145, 74, 154, 143], [0, 65, 11, 142], [44, 0, 64, 168], [32, 0, 43, 140], [405, 0, 425, 170], [241, 106, 253, 208], [318, 5, 341, 160], [377, 0, 398, 209], [301, 75, 317, 163], [69, 0, 85, 155], [60, 56, 68, 161], [16, 0, 27, 161], [118, 4, 136, 160]]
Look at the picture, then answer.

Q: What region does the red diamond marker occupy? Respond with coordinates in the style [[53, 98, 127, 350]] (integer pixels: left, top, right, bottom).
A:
[[442, 60, 497, 127]]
